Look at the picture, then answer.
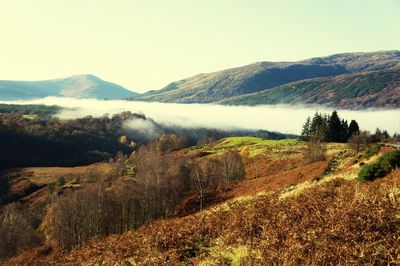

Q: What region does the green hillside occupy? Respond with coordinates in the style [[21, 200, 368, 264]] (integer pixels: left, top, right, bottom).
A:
[[222, 69, 400, 108], [132, 50, 400, 106]]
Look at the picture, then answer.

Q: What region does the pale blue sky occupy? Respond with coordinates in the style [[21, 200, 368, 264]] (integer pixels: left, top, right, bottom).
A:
[[1, 0, 399, 92]]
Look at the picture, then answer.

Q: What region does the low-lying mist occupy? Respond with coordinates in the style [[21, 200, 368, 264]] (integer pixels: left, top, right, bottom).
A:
[[2, 97, 400, 135]]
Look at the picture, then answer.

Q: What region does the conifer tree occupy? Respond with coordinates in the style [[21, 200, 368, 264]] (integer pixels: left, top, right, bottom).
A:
[[340, 119, 349, 142], [326, 111, 343, 142], [348, 120, 360, 138], [310, 112, 326, 140], [301, 111, 359, 143], [301, 116, 311, 140]]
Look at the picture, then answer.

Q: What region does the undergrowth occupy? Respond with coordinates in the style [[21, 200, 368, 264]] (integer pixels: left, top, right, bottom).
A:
[[7, 171, 400, 265], [358, 150, 400, 181]]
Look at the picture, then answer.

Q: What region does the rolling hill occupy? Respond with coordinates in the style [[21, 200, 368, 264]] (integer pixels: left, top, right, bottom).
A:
[[221, 69, 400, 108], [133, 50, 400, 107], [5, 137, 400, 265], [0, 74, 138, 100]]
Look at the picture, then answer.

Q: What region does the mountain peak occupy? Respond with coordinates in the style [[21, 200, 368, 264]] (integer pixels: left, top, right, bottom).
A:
[[67, 74, 102, 82]]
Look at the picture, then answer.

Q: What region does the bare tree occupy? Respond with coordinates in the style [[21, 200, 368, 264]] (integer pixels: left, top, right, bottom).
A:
[[348, 131, 369, 155], [303, 136, 327, 163], [0, 203, 40, 259], [41, 184, 118, 249], [219, 150, 246, 183], [158, 134, 187, 153], [190, 158, 219, 211]]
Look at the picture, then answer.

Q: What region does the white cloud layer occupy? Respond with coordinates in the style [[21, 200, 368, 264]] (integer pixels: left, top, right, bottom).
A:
[[2, 97, 400, 135]]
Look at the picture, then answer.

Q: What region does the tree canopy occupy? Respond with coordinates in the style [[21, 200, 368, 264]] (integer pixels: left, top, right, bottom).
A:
[[301, 111, 359, 142]]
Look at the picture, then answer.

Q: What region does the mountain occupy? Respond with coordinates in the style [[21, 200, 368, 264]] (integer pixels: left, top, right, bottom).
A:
[[133, 50, 400, 107], [0, 74, 138, 100], [222, 68, 400, 108]]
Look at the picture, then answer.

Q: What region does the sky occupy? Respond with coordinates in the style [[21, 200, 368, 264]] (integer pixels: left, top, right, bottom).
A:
[[1, 0, 400, 93]]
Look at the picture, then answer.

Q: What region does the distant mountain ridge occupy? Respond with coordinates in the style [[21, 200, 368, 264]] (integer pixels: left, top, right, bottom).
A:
[[132, 50, 400, 108], [221, 69, 400, 108], [0, 74, 138, 100], [1, 51, 400, 108]]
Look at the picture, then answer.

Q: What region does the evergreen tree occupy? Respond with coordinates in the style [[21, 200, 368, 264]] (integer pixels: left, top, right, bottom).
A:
[[326, 111, 343, 142], [340, 119, 349, 142], [301, 116, 311, 140], [382, 130, 390, 139], [310, 112, 326, 140], [301, 111, 360, 143], [348, 120, 360, 138]]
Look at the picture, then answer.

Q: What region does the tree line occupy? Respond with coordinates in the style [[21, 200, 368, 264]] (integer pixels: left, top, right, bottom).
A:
[[0, 107, 292, 171], [0, 112, 145, 170], [301, 111, 360, 142]]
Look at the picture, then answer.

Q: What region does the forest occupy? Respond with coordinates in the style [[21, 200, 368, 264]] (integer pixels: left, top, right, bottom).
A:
[[0, 104, 289, 171], [0, 127, 246, 258]]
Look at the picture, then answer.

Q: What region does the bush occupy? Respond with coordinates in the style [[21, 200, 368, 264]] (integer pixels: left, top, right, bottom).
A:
[[364, 144, 382, 159], [56, 177, 65, 187], [303, 137, 327, 163], [358, 150, 400, 181]]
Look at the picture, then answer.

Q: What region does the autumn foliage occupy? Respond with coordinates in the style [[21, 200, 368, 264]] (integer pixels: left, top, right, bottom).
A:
[[6, 170, 400, 265]]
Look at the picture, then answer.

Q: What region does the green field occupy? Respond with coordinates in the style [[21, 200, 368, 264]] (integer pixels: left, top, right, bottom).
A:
[[191, 137, 305, 158], [22, 114, 38, 120]]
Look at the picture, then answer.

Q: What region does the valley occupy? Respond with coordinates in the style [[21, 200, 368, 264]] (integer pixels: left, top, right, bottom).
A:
[[3, 134, 400, 265], [2, 2, 400, 265]]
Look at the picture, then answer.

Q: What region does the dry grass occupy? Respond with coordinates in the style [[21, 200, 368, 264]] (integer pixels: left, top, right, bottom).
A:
[[7, 165, 400, 266], [13, 163, 112, 185], [7, 139, 394, 265], [188, 137, 306, 159]]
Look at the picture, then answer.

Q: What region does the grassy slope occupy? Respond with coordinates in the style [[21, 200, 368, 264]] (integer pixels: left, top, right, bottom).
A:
[[6, 138, 400, 265], [134, 63, 347, 103], [0, 163, 112, 212], [134, 51, 400, 105], [189, 137, 304, 158], [222, 70, 400, 108]]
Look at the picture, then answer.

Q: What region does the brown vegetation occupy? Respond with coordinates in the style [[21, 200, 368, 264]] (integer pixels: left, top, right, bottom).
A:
[[24, 141, 245, 253], [0, 203, 41, 259], [7, 170, 400, 265], [302, 137, 327, 163], [348, 130, 369, 155], [191, 150, 245, 211], [5, 133, 397, 264]]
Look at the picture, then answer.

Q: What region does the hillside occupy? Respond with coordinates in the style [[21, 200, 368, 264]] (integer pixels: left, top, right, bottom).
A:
[[133, 50, 400, 105], [222, 69, 400, 108], [5, 136, 400, 265], [0, 74, 138, 100], [0, 163, 112, 212]]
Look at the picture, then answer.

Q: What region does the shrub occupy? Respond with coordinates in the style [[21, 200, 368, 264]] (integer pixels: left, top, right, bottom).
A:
[[302, 137, 327, 163], [56, 177, 65, 187], [358, 150, 400, 181], [364, 144, 382, 159]]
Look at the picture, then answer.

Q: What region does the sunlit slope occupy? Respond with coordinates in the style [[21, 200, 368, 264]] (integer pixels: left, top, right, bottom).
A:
[[222, 69, 400, 108], [134, 50, 400, 105], [7, 138, 400, 265]]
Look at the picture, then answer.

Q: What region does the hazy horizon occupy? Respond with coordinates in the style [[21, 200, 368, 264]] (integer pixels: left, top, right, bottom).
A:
[[2, 97, 399, 135], [1, 0, 400, 93]]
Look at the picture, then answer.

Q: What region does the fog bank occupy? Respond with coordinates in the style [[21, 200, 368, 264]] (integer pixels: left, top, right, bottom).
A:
[[2, 97, 400, 135]]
